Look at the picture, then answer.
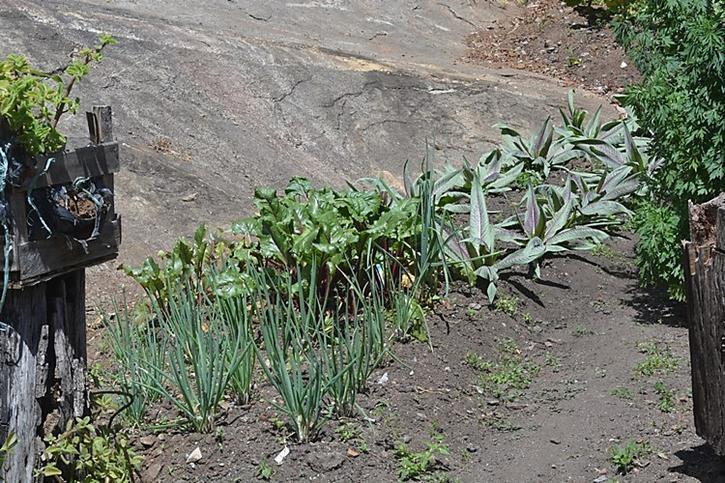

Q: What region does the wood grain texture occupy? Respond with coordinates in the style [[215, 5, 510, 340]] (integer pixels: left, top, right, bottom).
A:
[[685, 197, 725, 455], [0, 271, 87, 481]]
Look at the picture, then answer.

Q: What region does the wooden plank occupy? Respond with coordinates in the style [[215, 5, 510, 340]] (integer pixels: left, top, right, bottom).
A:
[[21, 142, 120, 190], [0, 281, 48, 482], [87, 106, 113, 144], [686, 195, 725, 455], [11, 216, 121, 287], [0, 271, 88, 481]]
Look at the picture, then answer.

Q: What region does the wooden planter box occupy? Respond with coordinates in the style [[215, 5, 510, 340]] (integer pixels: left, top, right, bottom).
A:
[[1, 106, 121, 287], [1, 106, 121, 482]]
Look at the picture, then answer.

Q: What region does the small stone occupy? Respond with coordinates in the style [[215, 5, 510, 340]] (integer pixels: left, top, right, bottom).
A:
[[377, 372, 389, 385], [143, 462, 163, 480], [307, 452, 345, 472], [182, 192, 198, 202], [347, 448, 360, 458], [186, 447, 202, 464], [466, 446, 478, 453], [140, 435, 156, 448], [550, 438, 561, 445], [593, 476, 608, 483], [620, 61, 628, 68], [487, 399, 500, 406]]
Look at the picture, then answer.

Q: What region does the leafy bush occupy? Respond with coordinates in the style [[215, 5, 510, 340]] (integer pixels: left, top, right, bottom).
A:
[[614, 0, 725, 299], [36, 417, 142, 482], [0, 34, 116, 154]]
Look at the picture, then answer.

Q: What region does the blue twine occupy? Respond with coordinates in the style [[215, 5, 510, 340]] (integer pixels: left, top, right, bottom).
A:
[[0, 142, 14, 327]]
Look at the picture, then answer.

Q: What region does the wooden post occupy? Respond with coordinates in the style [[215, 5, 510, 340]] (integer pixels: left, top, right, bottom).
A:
[[684, 193, 725, 454], [1, 105, 119, 480], [1, 271, 87, 482]]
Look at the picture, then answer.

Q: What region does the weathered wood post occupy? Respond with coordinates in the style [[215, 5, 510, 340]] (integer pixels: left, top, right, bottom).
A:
[[0, 106, 121, 481], [684, 193, 725, 454]]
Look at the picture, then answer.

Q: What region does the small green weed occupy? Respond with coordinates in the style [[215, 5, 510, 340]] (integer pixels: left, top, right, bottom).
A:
[[544, 352, 561, 372], [653, 381, 675, 413], [463, 352, 492, 373], [572, 324, 593, 337], [591, 243, 618, 258], [481, 412, 521, 432], [611, 387, 633, 400], [467, 339, 539, 401], [336, 421, 369, 453], [522, 312, 533, 325], [256, 460, 273, 480], [395, 432, 450, 481], [494, 295, 519, 317], [636, 343, 678, 376], [1, 432, 17, 476], [35, 417, 142, 482], [610, 440, 650, 475]]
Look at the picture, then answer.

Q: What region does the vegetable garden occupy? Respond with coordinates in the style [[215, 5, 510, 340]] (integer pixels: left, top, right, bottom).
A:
[[1, 0, 723, 480]]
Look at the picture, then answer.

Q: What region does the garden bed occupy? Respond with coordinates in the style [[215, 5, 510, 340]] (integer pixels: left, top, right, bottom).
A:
[[85, 233, 715, 482]]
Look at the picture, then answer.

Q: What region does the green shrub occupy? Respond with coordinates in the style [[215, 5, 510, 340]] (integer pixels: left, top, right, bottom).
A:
[[35, 417, 142, 482], [614, 0, 725, 299], [0, 34, 116, 155]]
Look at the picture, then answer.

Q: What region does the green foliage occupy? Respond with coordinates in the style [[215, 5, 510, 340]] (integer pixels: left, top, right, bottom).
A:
[[439, 94, 650, 302], [395, 432, 450, 481], [653, 381, 675, 413], [256, 461, 274, 480], [636, 342, 679, 376], [105, 280, 255, 433], [609, 439, 650, 474], [466, 339, 539, 401], [631, 199, 685, 300], [611, 387, 633, 399], [254, 261, 388, 441], [494, 294, 519, 316], [103, 302, 164, 425], [0, 34, 116, 154], [0, 432, 17, 479], [36, 417, 142, 482], [614, 0, 725, 299], [143, 285, 253, 433]]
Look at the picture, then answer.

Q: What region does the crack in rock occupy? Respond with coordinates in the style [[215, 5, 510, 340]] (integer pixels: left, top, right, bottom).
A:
[[438, 3, 477, 28], [272, 76, 312, 103]]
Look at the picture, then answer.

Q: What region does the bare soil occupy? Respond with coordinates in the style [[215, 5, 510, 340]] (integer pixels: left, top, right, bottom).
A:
[[465, 0, 641, 94], [114, 235, 721, 482]]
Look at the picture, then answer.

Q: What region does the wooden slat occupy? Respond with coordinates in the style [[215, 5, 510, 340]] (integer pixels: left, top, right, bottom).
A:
[[9, 216, 121, 287], [20, 142, 120, 190], [87, 105, 113, 144]]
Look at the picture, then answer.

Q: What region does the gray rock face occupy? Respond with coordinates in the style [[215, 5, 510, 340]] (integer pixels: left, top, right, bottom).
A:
[[0, 0, 613, 278]]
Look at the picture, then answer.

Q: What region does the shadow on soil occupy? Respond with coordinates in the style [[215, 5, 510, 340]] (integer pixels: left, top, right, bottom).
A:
[[671, 444, 725, 482], [625, 284, 688, 328]]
